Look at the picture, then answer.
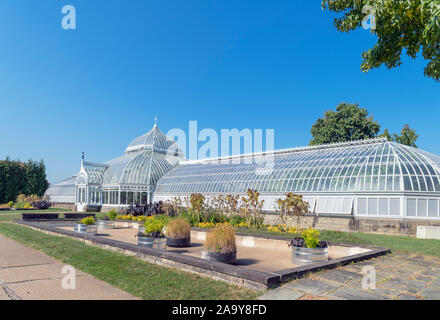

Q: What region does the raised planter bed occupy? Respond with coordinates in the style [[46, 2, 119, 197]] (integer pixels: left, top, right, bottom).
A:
[[65, 213, 95, 220], [21, 213, 59, 220], [18, 221, 391, 291]]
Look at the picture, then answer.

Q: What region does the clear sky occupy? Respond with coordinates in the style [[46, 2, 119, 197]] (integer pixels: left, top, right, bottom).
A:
[[0, 0, 438, 184]]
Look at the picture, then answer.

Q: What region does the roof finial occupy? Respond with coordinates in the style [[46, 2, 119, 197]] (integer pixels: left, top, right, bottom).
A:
[[81, 152, 84, 168], [154, 115, 158, 128]]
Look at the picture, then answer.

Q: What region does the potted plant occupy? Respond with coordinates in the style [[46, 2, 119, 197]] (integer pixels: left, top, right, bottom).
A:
[[74, 216, 97, 234], [201, 225, 236, 264], [166, 218, 191, 247], [136, 216, 167, 250], [288, 228, 329, 265], [95, 212, 115, 230]]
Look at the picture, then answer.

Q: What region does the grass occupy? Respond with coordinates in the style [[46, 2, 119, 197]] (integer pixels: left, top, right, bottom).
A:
[[0, 213, 22, 221], [0, 223, 258, 300], [0, 208, 72, 213], [238, 228, 440, 257]]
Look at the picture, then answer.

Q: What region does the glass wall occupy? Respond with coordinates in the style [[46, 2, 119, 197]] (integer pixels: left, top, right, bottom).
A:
[[155, 140, 440, 195]]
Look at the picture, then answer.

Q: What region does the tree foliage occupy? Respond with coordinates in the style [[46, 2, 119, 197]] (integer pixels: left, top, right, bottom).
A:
[[310, 102, 380, 145], [380, 124, 419, 147], [322, 0, 440, 81], [0, 158, 49, 203]]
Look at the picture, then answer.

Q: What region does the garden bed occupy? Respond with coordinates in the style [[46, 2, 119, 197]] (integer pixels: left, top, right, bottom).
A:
[[16, 220, 390, 290]]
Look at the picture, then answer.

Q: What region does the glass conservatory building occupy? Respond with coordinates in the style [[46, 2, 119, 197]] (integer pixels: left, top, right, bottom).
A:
[[46, 125, 440, 220]]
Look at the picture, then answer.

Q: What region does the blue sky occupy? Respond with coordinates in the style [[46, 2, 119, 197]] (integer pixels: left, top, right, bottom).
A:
[[0, 0, 438, 184]]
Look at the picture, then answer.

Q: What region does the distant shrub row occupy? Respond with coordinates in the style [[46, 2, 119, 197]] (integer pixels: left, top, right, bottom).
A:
[[0, 157, 49, 203]]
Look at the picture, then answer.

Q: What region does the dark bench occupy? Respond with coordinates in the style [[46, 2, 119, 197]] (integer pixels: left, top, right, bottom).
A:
[[64, 213, 96, 219], [21, 213, 59, 220]]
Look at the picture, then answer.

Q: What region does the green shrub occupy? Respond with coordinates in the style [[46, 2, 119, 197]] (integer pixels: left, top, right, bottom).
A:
[[95, 212, 108, 220], [178, 210, 198, 227], [143, 216, 167, 237], [7, 201, 14, 208], [107, 209, 117, 220], [302, 228, 320, 249], [229, 215, 246, 227], [14, 202, 27, 209], [80, 216, 95, 225]]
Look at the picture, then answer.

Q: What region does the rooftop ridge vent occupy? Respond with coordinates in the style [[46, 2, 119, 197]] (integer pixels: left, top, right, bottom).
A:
[[181, 138, 388, 165]]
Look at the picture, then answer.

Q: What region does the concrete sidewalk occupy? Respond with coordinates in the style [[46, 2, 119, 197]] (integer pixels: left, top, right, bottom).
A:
[[0, 234, 138, 300]]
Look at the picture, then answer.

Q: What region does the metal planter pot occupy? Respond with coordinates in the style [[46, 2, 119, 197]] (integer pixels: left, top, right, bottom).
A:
[[96, 220, 115, 230], [137, 236, 166, 250], [291, 246, 328, 265], [201, 251, 236, 265], [166, 236, 191, 247], [74, 224, 97, 234]]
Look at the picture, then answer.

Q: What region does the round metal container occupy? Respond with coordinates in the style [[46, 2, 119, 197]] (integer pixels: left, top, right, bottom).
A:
[[137, 236, 166, 250], [166, 236, 191, 247], [201, 251, 236, 264], [291, 246, 328, 265], [74, 224, 97, 234], [96, 220, 115, 230]]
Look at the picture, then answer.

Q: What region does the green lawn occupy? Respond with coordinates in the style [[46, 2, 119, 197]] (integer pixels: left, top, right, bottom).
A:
[[0, 223, 258, 300], [0, 208, 72, 213], [238, 228, 440, 257], [0, 213, 22, 221]]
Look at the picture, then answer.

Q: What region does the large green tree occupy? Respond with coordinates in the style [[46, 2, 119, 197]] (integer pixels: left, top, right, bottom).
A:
[[310, 102, 380, 145], [322, 0, 440, 81]]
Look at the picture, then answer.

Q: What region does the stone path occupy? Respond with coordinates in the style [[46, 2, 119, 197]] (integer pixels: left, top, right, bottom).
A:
[[0, 234, 138, 300], [259, 252, 440, 300]]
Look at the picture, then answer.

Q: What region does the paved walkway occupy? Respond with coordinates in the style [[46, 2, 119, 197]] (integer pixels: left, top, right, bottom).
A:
[[259, 252, 440, 300], [0, 234, 137, 300]]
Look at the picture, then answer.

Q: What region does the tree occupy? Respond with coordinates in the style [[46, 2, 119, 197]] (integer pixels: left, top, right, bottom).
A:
[[310, 102, 380, 145], [322, 0, 440, 81], [394, 124, 419, 147], [379, 125, 419, 147], [379, 128, 394, 141]]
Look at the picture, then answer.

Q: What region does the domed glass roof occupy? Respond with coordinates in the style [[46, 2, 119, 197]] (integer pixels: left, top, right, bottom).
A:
[[126, 125, 183, 157], [102, 151, 179, 187], [99, 125, 183, 188], [155, 139, 440, 194]]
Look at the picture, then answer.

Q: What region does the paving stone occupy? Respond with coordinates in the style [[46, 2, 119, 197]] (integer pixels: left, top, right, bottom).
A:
[[421, 289, 440, 300], [285, 278, 341, 295], [398, 293, 422, 300], [258, 287, 304, 300], [422, 269, 440, 277], [316, 270, 361, 284], [406, 280, 429, 290], [380, 277, 410, 289], [330, 287, 386, 300], [372, 288, 400, 298], [430, 278, 440, 288]]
